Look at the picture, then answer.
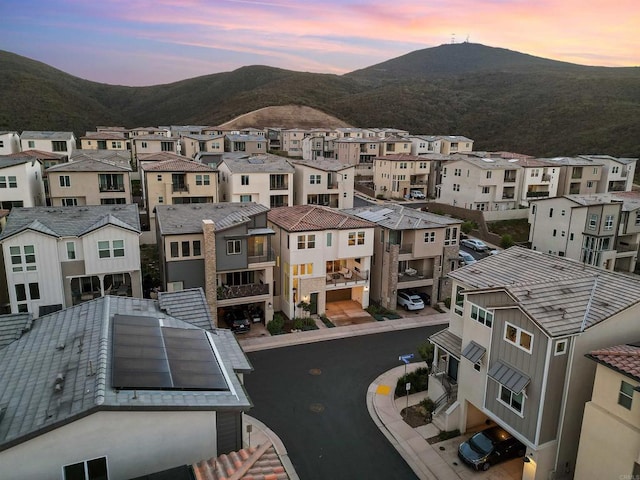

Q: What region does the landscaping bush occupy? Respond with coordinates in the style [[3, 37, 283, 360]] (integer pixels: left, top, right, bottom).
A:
[[292, 317, 318, 331], [395, 367, 430, 397], [418, 342, 434, 369], [420, 397, 436, 415], [320, 314, 335, 328], [461, 220, 477, 234], [500, 233, 515, 248], [267, 314, 285, 335]]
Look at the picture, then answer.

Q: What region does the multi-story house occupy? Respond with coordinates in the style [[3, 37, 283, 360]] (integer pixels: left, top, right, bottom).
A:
[[345, 204, 461, 308], [408, 135, 442, 155], [368, 128, 410, 138], [218, 154, 294, 208], [0, 204, 142, 316], [575, 342, 640, 480], [428, 246, 640, 480], [265, 127, 282, 151], [514, 157, 560, 207], [373, 154, 430, 200], [302, 130, 337, 161], [280, 128, 307, 157], [181, 134, 224, 159], [224, 134, 267, 156], [128, 126, 167, 137], [334, 137, 381, 176], [438, 156, 522, 210], [155, 202, 275, 325], [528, 192, 640, 272], [268, 205, 375, 319], [378, 136, 412, 157], [0, 131, 20, 154], [545, 157, 602, 195], [46, 156, 133, 206], [291, 158, 355, 209], [334, 128, 365, 138], [437, 135, 474, 155], [0, 292, 253, 479], [132, 134, 181, 158], [579, 154, 637, 193], [0, 156, 46, 209], [79, 131, 129, 151], [141, 157, 218, 233], [20, 131, 76, 156]]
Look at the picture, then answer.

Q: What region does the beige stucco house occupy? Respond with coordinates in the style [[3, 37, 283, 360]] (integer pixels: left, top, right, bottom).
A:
[[544, 157, 602, 196], [291, 158, 355, 209], [373, 154, 430, 200], [181, 134, 224, 159], [438, 135, 474, 155], [79, 131, 129, 151]]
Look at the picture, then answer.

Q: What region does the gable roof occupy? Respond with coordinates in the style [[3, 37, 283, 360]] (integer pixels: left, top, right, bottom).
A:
[[46, 157, 131, 172], [6, 149, 67, 160], [291, 158, 354, 172], [142, 157, 216, 173], [587, 342, 640, 383], [344, 204, 460, 230], [0, 156, 39, 169], [156, 203, 269, 235], [221, 154, 294, 174], [70, 149, 132, 164], [0, 295, 251, 452], [268, 205, 375, 232], [0, 313, 33, 349], [193, 441, 288, 480], [20, 131, 74, 140], [0, 204, 140, 241], [450, 246, 640, 336]]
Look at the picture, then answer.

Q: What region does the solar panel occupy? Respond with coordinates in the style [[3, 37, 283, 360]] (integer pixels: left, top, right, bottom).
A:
[[111, 315, 228, 391]]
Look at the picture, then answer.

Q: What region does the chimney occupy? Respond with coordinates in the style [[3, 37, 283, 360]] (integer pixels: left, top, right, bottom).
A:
[[202, 219, 218, 328]]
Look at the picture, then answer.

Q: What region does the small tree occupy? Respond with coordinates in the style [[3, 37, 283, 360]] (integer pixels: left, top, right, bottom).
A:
[[418, 341, 435, 373], [461, 220, 477, 234], [500, 233, 515, 249], [297, 301, 312, 318]]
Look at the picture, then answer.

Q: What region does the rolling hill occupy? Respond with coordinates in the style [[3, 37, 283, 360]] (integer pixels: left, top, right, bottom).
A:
[[0, 43, 638, 157]]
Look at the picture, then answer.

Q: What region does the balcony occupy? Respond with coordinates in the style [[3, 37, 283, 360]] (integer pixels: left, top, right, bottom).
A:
[[99, 185, 125, 192], [526, 190, 550, 198], [217, 283, 269, 300], [503, 174, 517, 183], [397, 269, 433, 283], [541, 174, 552, 182], [248, 249, 275, 264], [616, 242, 639, 253], [172, 183, 189, 193], [325, 269, 369, 287], [385, 243, 412, 254], [502, 193, 515, 199]]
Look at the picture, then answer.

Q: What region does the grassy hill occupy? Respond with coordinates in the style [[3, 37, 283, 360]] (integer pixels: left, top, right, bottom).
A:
[[1, 43, 639, 157]]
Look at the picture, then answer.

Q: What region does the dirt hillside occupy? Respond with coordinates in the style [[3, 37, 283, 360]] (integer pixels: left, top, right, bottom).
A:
[[219, 105, 352, 129]]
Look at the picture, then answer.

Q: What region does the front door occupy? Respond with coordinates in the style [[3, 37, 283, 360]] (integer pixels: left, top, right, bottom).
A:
[[310, 292, 318, 315], [448, 356, 459, 383]]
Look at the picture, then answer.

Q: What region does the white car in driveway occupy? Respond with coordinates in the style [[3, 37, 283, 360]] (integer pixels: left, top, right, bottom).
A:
[[459, 251, 477, 265], [409, 190, 426, 199], [460, 238, 489, 251], [397, 291, 425, 311]]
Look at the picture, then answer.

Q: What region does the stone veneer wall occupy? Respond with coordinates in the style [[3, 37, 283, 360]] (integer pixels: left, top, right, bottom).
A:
[[202, 219, 218, 327]]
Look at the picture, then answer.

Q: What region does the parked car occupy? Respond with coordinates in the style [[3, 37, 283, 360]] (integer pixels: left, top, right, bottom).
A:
[[458, 426, 525, 471], [409, 190, 426, 199], [459, 250, 477, 266], [407, 289, 431, 305], [224, 309, 251, 333], [397, 291, 425, 311], [461, 238, 489, 251]]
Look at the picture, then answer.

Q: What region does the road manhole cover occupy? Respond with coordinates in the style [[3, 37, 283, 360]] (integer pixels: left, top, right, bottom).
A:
[[308, 368, 322, 376], [309, 403, 325, 413]]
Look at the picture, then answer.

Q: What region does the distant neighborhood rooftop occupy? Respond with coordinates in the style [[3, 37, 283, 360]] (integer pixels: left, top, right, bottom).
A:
[[142, 157, 217, 172], [46, 156, 131, 172], [345, 204, 460, 230], [268, 205, 375, 232], [221, 154, 294, 173], [156, 202, 269, 235], [292, 157, 353, 172], [20, 131, 74, 140]]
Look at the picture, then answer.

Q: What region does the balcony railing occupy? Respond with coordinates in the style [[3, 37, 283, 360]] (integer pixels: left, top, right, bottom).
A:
[[502, 193, 515, 199], [325, 269, 369, 286], [270, 182, 288, 190], [327, 183, 338, 190], [99, 185, 125, 192], [526, 190, 550, 198], [397, 270, 433, 282], [385, 243, 412, 254], [217, 283, 269, 300], [248, 249, 275, 264], [503, 175, 517, 183], [172, 183, 189, 193]]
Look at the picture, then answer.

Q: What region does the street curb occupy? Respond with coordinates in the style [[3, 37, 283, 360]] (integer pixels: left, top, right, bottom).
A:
[[244, 415, 300, 480]]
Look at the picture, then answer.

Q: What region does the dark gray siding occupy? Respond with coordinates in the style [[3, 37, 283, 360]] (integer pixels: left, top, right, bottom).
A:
[[166, 258, 205, 289], [216, 224, 248, 271], [539, 337, 570, 443], [486, 307, 549, 443]]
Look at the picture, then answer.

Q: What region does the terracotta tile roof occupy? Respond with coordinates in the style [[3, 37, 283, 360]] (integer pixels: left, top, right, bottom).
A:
[[137, 152, 189, 162], [193, 442, 288, 480], [6, 149, 66, 160], [142, 158, 216, 172], [374, 154, 423, 161], [268, 205, 375, 232], [587, 343, 640, 382]]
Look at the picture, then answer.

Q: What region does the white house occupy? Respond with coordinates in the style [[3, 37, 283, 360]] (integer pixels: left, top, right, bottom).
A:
[[20, 131, 76, 155], [0, 131, 21, 155], [0, 156, 46, 209]]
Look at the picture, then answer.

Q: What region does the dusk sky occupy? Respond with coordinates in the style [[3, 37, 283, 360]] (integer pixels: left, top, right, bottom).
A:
[[1, 0, 638, 86]]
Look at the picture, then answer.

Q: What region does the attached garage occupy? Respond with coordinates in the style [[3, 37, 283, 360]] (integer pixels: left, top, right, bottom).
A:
[[326, 288, 352, 302]]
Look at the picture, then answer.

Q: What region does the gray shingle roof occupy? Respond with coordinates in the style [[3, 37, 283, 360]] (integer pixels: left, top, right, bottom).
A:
[[46, 157, 131, 172], [0, 204, 140, 241], [0, 157, 37, 169], [158, 287, 213, 332], [20, 131, 74, 140], [0, 295, 251, 451], [451, 246, 640, 336], [344, 204, 460, 230], [155, 203, 269, 235], [268, 205, 375, 232], [225, 134, 264, 142], [292, 158, 353, 172], [0, 313, 33, 349], [221, 154, 294, 173]]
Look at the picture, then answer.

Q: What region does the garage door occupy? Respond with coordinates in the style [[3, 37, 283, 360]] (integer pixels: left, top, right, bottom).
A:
[[326, 288, 352, 302]]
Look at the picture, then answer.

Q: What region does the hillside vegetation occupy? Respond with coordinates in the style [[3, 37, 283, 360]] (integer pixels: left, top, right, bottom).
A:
[[1, 43, 639, 157]]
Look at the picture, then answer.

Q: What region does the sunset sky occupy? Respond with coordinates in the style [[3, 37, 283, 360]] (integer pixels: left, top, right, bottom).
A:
[[1, 0, 638, 86]]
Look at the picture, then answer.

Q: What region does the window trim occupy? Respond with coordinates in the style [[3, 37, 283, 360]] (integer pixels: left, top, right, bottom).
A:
[[498, 384, 525, 417], [619, 381, 634, 410], [227, 239, 242, 255], [554, 339, 568, 356], [470, 303, 493, 328], [504, 322, 534, 353]]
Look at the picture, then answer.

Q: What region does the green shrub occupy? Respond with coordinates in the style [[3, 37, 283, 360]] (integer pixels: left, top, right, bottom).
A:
[[420, 397, 436, 414], [461, 220, 477, 234], [267, 314, 285, 335], [395, 367, 430, 396], [320, 314, 335, 328], [501, 233, 515, 248], [293, 317, 318, 331], [418, 341, 434, 367]]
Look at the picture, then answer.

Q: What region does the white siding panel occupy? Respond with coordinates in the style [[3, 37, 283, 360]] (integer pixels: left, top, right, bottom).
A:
[[82, 227, 141, 275]]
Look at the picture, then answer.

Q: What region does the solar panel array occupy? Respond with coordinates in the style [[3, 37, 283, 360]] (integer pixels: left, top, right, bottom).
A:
[[111, 315, 228, 391]]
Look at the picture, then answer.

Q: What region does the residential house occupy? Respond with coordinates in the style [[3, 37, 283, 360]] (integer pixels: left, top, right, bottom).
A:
[[291, 158, 355, 209], [409, 135, 442, 155], [0, 291, 253, 479], [575, 342, 640, 480], [345, 204, 462, 308], [580, 154, 637, 193], [438, 156, 522, 210], [0, 131, 20, 155], [437, 135, 474, 155], [334, 137, 381, 176], [302, 129, 337, 161], [529, 192, 640, 272], [367, 128, 410, 138], [514, 157, 560, 207], [79, 131, 129, 151], [0, 204, 142, 316], [0, 156, 46, 209], [378, 136, 412, 157], [545, 157, 602, 195], [141, 157, 218, 234], [20, 131, 76, 156], [46, 157, 133, 206], [218, 154, 294, 209], [181, 134, 224, 159], [268, 205, 375, 319], [264, 127, 282, 151], [334, 128, 366, 138], [155, 202, 275, 325], [224, 134, 267, 156], [428, 246, 640, 480], [280, 128, 307, 157], [128, 126, 168, 137], [133, 134, 181, 158], [6, 150, 67, 202], [163, 125, 209, 137], [373, 154, 430, 200]]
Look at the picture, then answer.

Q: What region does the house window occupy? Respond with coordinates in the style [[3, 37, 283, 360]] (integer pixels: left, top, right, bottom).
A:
[[181, 241, 190, 257], [241, 175, 250, 185], [310, 175, 321, 184], [8, 176, 17, 188], [111, 141, 122, 149], [141, 141, 148, 148], [588, 214, 598, 230], [113, 240, 124, 257], [635, 211, 640, 226], [453, 285, 464, 316], [424, 231, 435, 243], [193, 240, 201, 256], [486, 171, 492, 179], [170, 242, 179, 258], [604, 215, 614, 230], [297, 234, 315, 249], [293, 263, 313, 275], [157, 174, 162, 182], [196, 174, 210, 186], [549, 208, 553, 217], [62, 198, 78, 206], [227, 239, 241, 255], [481, 186, 490, 194], [52, 141, 67, 152], [0, 176, 5, 188], [158, 196, 164, 204], [66, 241, 76, 260], [29, 282, 40, 300], [10, 245, 36, 272], [444, 227, 458, 246], [504, 322, 533, 353], [28, 140, 35, 148], [15, 284, 27, 302], [470, 304, 493, 327], [499, 385, 524, 414], [59, 175, 71, 187], [453, 184, 460, 192], [98, 173, 124, 192], [554, 339, 568, 356], [619, 381, 634, 410], [63, 456, 108, 480], [160, 141, 173, 151], [474, 362, 481, 372], [98, 240, 124, 258], [348, 231, 365, 246], [454, 168, 461, 176], [327, 232, 332, 247]]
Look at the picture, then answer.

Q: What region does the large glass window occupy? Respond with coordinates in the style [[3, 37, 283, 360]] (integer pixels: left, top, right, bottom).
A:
[[66, 241, 76, 260], [63, 456, 108, 480], [10, 245, 36, 272], [227, 239, 241, 255]]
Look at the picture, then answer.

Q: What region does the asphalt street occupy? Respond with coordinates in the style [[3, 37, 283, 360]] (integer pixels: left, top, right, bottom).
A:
[[244, 325, 445, 480]]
